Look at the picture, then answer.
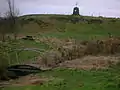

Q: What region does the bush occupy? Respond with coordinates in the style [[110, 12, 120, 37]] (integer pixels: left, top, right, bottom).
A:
[[0, 41, 20, 80], [41, 50, 63, 67], [0, 43, 9, 80], [0, 56, 9, 80]]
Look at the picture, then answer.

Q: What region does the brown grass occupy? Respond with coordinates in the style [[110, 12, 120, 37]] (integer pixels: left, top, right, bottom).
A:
[[59, 55, 120, 70], [38, 36, 120, 68], [41, 50, 63, 67]]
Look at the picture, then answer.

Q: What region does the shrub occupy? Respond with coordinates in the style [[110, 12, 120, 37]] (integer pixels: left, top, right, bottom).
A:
[[0, 43, 9, 80], [41, 50, 63, 67], [0, 41, 21, 80]]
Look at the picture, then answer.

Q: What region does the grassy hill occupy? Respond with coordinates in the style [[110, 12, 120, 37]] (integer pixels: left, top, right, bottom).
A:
[[19, 14, 120, 40], [11, 14, 120, 63], [1, 14, 120, 90], [6, 14, 120, 64]]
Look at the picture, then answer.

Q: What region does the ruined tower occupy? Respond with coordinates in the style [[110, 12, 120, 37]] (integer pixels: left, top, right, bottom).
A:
[[73, 2, 80, 15]]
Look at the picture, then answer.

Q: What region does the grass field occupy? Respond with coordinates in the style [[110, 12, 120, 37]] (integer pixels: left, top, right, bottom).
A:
[[1, 14, 120, 90], [3, 67, 120, 90]]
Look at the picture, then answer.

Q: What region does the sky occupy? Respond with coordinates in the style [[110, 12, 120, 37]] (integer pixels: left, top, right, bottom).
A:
[[0, 0, 120, 17]]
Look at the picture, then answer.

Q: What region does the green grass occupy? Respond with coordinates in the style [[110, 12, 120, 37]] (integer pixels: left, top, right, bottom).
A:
[[9, 51, 40, 65], [8, 40, 50, 64], [19, 14, 120, 40], [20, 40, 49, 49], [39, 22, 120, 40], [19, 14, 120, 39], [3, 68, 120, 90]]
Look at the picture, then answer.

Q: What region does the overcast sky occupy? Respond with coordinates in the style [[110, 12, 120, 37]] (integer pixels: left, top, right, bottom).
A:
[[0, 0, 120, 17]]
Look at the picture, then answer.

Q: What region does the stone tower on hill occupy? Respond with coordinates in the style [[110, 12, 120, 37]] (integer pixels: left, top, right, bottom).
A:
[[73, 2, 80, 15]]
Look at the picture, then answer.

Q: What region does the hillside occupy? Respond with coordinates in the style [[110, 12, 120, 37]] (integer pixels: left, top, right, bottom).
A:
[[18, 14, 120, 40]]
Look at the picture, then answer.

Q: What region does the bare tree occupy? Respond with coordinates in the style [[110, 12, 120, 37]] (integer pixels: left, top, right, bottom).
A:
[[0, 14, 6, 41], [0, 0, 20, 41], [6, 0, 20, 40]]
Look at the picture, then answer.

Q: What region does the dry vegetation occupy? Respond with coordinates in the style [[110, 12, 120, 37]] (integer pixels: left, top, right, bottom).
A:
[[33, 35, 120, 69], [59, 55, 120, 70]]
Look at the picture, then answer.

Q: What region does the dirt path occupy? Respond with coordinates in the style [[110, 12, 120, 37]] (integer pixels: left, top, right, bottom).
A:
[[59, 55, 120, 70], [0, 74, 52, 87]]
